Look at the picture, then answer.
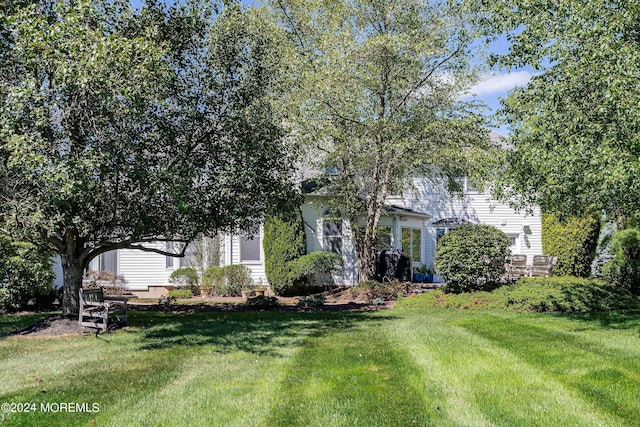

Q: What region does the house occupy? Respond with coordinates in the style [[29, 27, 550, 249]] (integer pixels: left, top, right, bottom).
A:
[[53, 133, 543, 295]]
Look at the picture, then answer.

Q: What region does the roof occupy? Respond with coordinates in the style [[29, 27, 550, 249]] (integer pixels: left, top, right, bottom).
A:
[[431, 217, 472, 226], [382, 204, 431, 219]]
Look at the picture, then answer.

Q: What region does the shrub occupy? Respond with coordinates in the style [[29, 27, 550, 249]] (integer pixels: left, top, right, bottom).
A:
[[245, 295, 279, 308], [202, 265, 252, 297], [396, 277, 640, 312], [168, 289, 194, 299], [201, 266, 224, 297], [263, 210, 307, 295], [591, 220, 616, 277], [297, 293, 326, 307], [220, 265, 252, 296], [542, 213, 600, 277], [350, 280, 410, 303], [603, 229, 640, 295], [435, 224, 511, 293], [287, 251, 344, 295], [83, 270, 128, 295], [168, 267, 200, 295], [0, 234, 56, 312]]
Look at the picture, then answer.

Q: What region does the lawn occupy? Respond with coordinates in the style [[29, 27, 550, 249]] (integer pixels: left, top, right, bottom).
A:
[[1, 306, 639, 426]]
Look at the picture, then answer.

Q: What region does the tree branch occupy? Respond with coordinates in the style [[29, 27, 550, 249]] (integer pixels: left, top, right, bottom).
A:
[[394, 46, 462, 112]]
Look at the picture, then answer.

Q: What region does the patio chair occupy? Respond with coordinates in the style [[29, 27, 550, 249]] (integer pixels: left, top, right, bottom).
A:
[[530, 255, 557, 277], [507, 254, 529, 280]]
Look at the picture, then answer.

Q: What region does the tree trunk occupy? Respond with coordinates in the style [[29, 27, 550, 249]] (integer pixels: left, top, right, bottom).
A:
[[60, 254, 84, 315]]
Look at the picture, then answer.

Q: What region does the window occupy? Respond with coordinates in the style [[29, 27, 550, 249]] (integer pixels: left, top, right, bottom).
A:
[[93, 251, 118, 274], [240, 234, 261, 262], [401, 228, 421, 263], [323, 220, 343, 255], [375, 226, 392, 250], [165, 242, 174, 269], [507, 234, 520, 254]]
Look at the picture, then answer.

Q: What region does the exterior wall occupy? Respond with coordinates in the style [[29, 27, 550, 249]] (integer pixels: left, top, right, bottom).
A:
[[52, 177, 544, 289], [392, 177, 543, 280], [301, 200, 359, 285], [53, 257, 64, 289], [117, 244, 177, 290], [223, 228, 268, 286]]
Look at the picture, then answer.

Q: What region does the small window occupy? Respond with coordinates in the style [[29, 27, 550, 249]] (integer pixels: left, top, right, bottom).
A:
[[240, 234, 261, 262], [507, 234, 520, 254], [323, 220, 343, 255], [375, 226, 392, 250], [166, 242, 174, 269]]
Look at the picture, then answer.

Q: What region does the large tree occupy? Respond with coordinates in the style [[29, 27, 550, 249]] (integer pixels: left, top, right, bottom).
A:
[[271, 0, 492, 281], [471, 1, 640, 220], [0, 0, 295, 314]]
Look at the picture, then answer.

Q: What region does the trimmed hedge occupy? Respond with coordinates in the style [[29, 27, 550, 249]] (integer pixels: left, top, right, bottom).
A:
[[541, 213, 600, 278], [263, 210, 307, 295], [289, 251, 343, 288], [435, 224, 511, 293], [396, 277, 640, 312], [603, 228, 640, 295], [168, 267, 200, 295]]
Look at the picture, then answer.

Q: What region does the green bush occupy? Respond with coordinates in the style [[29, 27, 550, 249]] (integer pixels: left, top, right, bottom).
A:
[[542, 213, 600, 277], [0, 234, 55, 312], [168, 289, 194, 299], [396, 276, 640, 312], [263, 210, 307, 295], [220, 265, 252, 296], [168, 267, 200, 295], [603, 229, 640, 295], [435, 224, 511, 293], [201, 266, 224, 297], [245, 295, 279, 308], [287, 251, 343, 295], [350, 280, 410, 303], [202, 265, 252, 297], [297, 293, 326, 307]]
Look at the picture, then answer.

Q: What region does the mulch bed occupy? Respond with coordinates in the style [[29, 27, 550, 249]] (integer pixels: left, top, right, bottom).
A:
[[4, 300, 392, 338]]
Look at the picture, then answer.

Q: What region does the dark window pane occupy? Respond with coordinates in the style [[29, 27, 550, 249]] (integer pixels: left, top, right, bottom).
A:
[[240, 235, 261, 261], [323, 237, 343, 255]]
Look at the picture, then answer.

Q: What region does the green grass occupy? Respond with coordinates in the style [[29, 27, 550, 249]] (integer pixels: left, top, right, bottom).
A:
[[1, 307, 639, 426]]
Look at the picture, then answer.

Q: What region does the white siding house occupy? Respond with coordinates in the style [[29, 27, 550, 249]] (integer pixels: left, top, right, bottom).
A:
[[53, 154, 543, 293], [53, 180, 542, 293]]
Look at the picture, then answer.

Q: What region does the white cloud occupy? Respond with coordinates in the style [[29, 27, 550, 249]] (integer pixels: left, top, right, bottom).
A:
[[470, 71, 532, 96]]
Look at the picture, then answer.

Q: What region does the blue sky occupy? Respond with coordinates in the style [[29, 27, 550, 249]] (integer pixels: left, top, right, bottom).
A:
[[465, 36, 534, 135]]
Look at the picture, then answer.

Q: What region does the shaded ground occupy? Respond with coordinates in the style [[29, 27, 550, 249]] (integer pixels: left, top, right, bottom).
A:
[[4, 299, 393, 338]]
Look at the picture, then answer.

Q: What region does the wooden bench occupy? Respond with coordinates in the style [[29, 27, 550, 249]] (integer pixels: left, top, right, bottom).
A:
[[79, 288, 128, 332]]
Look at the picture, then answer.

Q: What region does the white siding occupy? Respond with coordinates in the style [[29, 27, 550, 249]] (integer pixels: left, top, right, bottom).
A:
[[223, 229, 268, 286], [302, 200, 358, 285], [118, 244, 176, 290], [395, 177, 543, 271]]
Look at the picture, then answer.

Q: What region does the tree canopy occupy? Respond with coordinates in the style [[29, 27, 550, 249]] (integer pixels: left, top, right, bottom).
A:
[[271, 0, 493, 281], [472, 0, 640, 219], [0, 0, 296, 313]]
